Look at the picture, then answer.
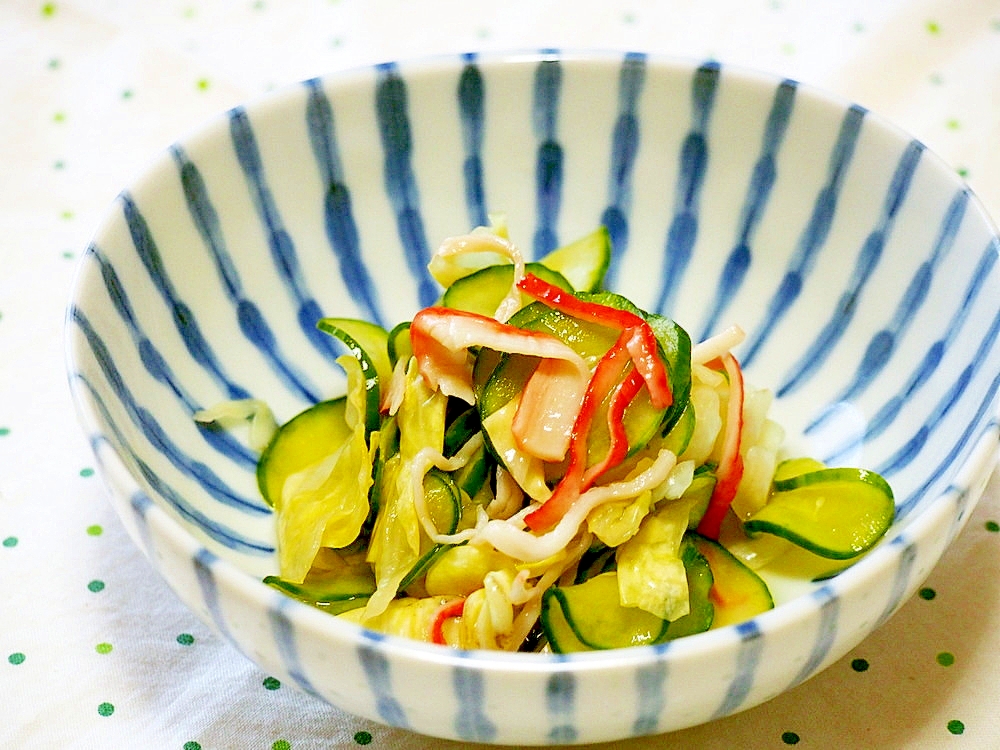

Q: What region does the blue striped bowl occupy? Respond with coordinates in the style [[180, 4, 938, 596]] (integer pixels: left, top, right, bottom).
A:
[[66, 51, 1000, 744]]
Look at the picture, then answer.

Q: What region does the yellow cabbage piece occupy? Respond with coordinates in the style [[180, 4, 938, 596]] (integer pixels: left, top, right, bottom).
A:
[[365, 358, 448, 618], [276, 355, 374, 583], [615, 499, 692, 621]]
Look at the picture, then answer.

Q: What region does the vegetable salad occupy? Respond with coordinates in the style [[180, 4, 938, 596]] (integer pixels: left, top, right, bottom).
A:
[[197, 219, 895, 653]]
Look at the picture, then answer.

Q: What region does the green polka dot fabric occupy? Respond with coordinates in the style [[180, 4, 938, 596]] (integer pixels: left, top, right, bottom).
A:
[[2, 1, 1000, 747]]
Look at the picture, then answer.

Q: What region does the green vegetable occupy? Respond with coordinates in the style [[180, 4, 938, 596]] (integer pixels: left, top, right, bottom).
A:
[[264, 549, 375, 615], [689, 533, 773, 628], [256, 397, 351, 507], [398, 468, 462, 591], [271, 355, 373, 582], [745, 467, 895, 559], [387, 321, 412, 367], [442, 261, 573, 316], [536, 226, 612, 293], [540, 536, 713, 652], [316, 317, 390, 434]]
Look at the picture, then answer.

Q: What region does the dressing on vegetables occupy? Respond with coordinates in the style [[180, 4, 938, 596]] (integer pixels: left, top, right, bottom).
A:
[[198, 218, 895, 653]]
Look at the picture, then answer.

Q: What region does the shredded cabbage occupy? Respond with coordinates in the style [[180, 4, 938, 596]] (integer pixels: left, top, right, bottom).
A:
[[616, 498, 693, 621]]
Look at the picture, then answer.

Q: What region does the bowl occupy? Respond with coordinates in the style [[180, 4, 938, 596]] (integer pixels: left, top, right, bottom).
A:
[[65, 50, 1000, 745]]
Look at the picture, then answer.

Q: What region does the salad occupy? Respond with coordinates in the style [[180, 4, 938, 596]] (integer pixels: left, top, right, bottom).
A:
[[197, 219, 895, 653]]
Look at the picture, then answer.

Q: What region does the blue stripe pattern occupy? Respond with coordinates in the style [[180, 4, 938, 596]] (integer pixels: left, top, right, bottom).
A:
[[375, 62, 438, 308], [358, 633, 409, 728], [895, 369, 1000, 517], [532, 56, 564, 258], [269, 596, 321, 697], [305, 78, 387, 328], [654, 61, 720, 316], [822, 238, 1000, 464], [458, 54, 488, 229], [776, 140, 925, 397], [633, 659, 667, 736], [875, 535, 918, 627], [90, 244, 257, 468], [194, 548, 239, 643], [70, 308, 269, 517], [65, 52, 1000, 744], [545, 671, 577, 744], [712, 620, 764, 718], [601, 51, 646, 288], [808, 188, 969, 434], [700, 79, 797, 340], [228, 107, 343, 360], [172, 144, 322, 403], [74, 373, 271, 553], [741, 104, 866, 367], [122, 192, 252, 401], [452, 656, 497, 742], [74, 374, 273, 553], [788, 586, 839, 688]]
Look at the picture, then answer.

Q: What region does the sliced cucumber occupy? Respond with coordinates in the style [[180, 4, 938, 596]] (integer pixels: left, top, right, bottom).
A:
[[659, 537, 715, 640], [263, 550, 375, 615], [443, 405, 481, 457], [690, 533, 773, 628], [573, 544, 616, 584], [399, 469, 462, 591], [541, 537, 713, 652], [683, 467, 716, 530], [772, 456, 826, 482], [745, 467, 895, 560], [256, 398, 351, 507], [541, 571, 669, 652], [316, 317, 390, 434], [442, 261, 573, 317], [387, 321, 412, 367], [441, 407, 492, 501], [451, 440, 491, 499], [662, 402, 695, 456], [537, 226, 612, 293]]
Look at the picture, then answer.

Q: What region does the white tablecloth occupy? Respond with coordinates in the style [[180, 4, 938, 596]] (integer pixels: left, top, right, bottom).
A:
[[3, 1, 1000, 748]]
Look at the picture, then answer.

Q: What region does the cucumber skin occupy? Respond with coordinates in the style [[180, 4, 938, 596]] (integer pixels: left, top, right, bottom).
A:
[[441, 262, 572, 317], [746, 468, 895, 560]]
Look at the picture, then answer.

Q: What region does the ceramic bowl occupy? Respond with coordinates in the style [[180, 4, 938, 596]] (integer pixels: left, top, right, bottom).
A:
[[65, 51, 1000, 745]]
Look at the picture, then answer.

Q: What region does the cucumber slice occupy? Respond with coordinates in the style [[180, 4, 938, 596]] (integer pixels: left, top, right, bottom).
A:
[[441, 262, 573, 317], [537, 226, 612, 293], [399, 469, 462, 591], [541, 572, 668, 652], [683, 467, 716, 529], [316, 317, 390, 434], [541, 537, 713, 652], [772, 456, 826, 482], [421, 467, 461, 536], [662, 402, 695, 456], [658, 537, 715, 640], [745, 467, 895, 560], [690, 533, 773, 628], [256, 398, 351, 507], [443, 405, 481, 457], [451, 440, 492, 499], [387, 321, 412, 367], [263, 550, 375, 615]]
